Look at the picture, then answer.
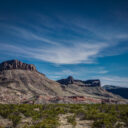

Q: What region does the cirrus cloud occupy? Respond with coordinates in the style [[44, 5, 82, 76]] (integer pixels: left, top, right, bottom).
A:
[[0, 41, 107, 64]]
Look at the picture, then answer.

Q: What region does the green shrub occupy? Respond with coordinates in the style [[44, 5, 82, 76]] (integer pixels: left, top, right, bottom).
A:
[[0, 104, 128, 127], [67, 115, 76, 126]]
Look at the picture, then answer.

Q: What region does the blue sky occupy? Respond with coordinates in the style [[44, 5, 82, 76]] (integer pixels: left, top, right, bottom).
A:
[[0, 0, 128, 87]]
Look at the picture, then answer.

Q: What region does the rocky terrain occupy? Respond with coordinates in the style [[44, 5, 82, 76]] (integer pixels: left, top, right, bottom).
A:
[[57, 76, 128, 104], [0, 60, 127, 104], [0, 60, 64, 104], [58, 113, 93, 128]]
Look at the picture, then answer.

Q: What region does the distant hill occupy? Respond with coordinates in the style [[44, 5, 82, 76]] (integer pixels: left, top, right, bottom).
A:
[[0, 60, 127, 104], [103, 85, 128, 99], [57, 76, 128, 104]]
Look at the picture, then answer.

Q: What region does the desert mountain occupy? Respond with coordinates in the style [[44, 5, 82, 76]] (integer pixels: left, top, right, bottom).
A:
[[57, 76, 128, 104], [103, 85, 128, 99], [0, 60, 127, 104], [0, 60, 64, 104]]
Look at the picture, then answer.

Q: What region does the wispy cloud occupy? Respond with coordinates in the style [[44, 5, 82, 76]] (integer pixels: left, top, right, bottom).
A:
[[0, 42, 107, 64], [1, 25, 59, 45], [45, 67, 109, 81], [47, 69, 76, 79], [98, 70, 109, 74], [100, 76, 128, 87], [0, 12, 128, 65], [0, 2, 128, 88]]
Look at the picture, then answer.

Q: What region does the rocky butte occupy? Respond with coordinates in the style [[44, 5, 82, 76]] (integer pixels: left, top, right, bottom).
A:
[[57, 76, 74, 85], [0, 60, 36, 71], [57, 76, 101, 87]]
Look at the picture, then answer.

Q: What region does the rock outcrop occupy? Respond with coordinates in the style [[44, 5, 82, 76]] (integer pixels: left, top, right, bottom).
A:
[[57, 76, 101, 87], [0, 60, 36, 71], [57, 76, 74, 85], [83, 79, 101, 87]]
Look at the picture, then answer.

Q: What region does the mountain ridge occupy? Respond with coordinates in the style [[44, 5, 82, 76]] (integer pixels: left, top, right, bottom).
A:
[[57, 76, 101, 87], [0, 60, 127, 104], [103, 85, 128, 99]]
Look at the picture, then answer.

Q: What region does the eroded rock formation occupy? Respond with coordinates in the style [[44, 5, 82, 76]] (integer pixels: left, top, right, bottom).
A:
[[57, 76, 74, 85], [57, 76, 101, 87], [0, 60, 36, 71]]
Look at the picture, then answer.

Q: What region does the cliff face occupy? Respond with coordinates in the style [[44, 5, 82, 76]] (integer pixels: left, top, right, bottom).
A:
[[57, 76, 74, 85], [83, 79, 101, 87], [0, 60, 36, 71]]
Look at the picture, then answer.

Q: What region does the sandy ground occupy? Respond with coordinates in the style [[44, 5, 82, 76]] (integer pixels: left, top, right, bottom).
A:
[[58, 114, 93, 128]]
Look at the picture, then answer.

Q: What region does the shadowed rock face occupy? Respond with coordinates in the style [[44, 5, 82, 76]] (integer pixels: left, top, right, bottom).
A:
[[0, 60, 36, 71], [83, 79, 101, 87], [57, 76, 74, 85], [57, 76, 101, 87]]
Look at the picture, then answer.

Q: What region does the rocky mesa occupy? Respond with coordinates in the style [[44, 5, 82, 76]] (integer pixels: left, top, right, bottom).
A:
[[0, 60, 36, 71], [57, 76, 101, 87]]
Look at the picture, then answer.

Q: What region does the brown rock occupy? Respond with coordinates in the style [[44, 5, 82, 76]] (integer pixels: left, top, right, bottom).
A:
[[0, 60, 36, 71]]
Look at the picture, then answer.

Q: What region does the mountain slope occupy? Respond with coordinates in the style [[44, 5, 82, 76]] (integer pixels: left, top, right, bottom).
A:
[[57, 76, 128, 104], [0, 60, 64, 104], [103, 85, 128, 99]]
